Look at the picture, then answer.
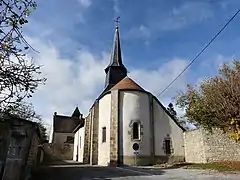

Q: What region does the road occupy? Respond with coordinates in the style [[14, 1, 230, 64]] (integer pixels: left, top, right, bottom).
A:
[[31, 162, 240, 180]]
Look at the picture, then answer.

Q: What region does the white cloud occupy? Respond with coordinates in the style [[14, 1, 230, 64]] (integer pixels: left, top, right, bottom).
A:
[[166, 1, 213, 30], [219, 1, 229, 10], [27, 37, 108, 126], [75, 13, 86, 24], [129, 58, 189, 97], [77, 0, 92, 8], [125, 1, 213, 41], [112, 0, 120, 14], [123, 25, 152, 46], [199, 54, 234, 79]]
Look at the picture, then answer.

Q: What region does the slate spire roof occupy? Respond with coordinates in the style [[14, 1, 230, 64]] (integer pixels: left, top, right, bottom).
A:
[[104, 26, 127, 73], [104, 23, 127, 88]]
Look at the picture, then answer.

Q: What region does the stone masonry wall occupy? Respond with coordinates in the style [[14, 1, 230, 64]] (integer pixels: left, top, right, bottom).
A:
[[203, 128, 240, 162], [83, 113, 91, 164], [109, 90, 119, 166], [90, 101, 99, 165], [1, 119, 39, 180], [25, 132, 39, 168], [43, 143, 74, 162], [22, 131, 40, 178], [184, 128, 240, 163], [184, 128, 206, 163]]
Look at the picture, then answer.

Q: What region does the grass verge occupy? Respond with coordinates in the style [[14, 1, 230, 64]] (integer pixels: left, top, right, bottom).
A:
[[184, 161, 240, 172], [153, 161, 240, 172]]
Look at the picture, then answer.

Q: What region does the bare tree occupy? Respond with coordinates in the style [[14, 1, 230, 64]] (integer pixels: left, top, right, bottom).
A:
[[0, 0, 46, 114], [6, 101, 40, 121]]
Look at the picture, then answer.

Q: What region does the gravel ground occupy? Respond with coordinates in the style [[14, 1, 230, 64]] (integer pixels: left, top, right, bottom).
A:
[[31, 162, 240, 180]]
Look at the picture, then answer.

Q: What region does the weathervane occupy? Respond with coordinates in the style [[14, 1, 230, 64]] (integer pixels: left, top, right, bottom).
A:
[[114, 16, 120, 28]]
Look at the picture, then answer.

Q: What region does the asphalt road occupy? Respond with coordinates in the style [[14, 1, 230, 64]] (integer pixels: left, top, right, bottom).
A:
[[31, 162, 240, 180]]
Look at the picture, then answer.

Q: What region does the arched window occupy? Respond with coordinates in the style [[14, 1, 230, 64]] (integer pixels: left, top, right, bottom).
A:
[[132, 122, 140, 140]]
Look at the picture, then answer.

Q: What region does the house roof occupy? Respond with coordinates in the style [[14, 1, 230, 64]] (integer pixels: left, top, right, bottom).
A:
[[110, 77, 145, 91], [53, 115, 81, 133], [71, 107, 81, 118], [72, 119, 85, 133]]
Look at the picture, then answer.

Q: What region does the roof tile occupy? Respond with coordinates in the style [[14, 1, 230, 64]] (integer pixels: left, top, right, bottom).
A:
[[110, 77, 145, 91]]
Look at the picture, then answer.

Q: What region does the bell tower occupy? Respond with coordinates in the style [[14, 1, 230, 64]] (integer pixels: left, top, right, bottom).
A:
[[104, 17, 127, 89]]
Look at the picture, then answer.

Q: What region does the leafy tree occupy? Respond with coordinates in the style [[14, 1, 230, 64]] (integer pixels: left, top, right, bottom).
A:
[[167, 102, 188, 129], [37, 121, 48, 143], [167, 103, 177, 119], [174, 60, 240, 141], [0, 0, 46, 114]]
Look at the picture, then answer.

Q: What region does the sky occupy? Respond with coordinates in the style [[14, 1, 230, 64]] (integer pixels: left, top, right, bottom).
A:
[[23, 0, 240, 132]]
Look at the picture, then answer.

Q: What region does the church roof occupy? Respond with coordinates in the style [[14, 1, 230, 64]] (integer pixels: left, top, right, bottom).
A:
[[110, 77, 145, 91]]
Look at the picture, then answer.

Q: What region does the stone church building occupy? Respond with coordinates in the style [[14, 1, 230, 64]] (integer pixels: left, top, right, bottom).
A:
[[72, 24, 186, 166]]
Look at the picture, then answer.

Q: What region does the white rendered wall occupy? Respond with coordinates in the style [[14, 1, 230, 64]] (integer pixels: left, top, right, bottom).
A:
[[73, 131, 79, 161], [77, 127, 85, 162], [98, 94, 111, 166], [153, 98, 184, 157], [119, 91, 151, 157], [48, 125, 54, 143]]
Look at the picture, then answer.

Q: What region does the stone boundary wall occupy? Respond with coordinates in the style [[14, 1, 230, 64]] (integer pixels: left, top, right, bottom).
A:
[[42, 143, 74, 162], [184, 128, 240, 163]]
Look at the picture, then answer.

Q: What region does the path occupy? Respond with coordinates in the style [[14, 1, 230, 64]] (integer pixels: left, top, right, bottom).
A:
[[31, 161, 240, 180]]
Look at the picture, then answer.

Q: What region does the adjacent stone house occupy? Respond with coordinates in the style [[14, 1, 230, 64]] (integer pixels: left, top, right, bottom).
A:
[[0, 115, 41, 180], [49, 107, 84, 144]]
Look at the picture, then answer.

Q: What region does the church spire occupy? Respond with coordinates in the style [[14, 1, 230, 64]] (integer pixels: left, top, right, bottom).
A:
[[104, 17, 127, 88]]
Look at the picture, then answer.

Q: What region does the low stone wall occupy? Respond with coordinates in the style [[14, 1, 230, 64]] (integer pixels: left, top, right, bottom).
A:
[[43, 143, 74, 162], [184, 128, 240, 163]]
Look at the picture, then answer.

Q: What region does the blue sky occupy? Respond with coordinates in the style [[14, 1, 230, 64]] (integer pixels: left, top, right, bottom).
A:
[[23, 0, 240, 130]]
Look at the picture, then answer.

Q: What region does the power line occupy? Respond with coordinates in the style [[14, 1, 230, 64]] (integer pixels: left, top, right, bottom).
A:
[[156, 8, 240, 98]]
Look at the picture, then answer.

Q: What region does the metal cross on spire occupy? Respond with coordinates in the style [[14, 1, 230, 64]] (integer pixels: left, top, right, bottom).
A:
[[114, 16, 120, 28]]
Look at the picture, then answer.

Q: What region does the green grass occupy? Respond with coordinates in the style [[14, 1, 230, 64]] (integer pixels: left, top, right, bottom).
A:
[[184, 162, 240, 172], [154, 162, 240, 172]]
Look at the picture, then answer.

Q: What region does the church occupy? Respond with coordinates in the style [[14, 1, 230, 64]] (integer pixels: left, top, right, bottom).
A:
[[71, 23, 186, 166], [71, 24, 186, 166]]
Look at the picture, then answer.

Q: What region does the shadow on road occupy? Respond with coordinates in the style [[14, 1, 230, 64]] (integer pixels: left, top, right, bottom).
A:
[[31, 161, 166, 180]]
